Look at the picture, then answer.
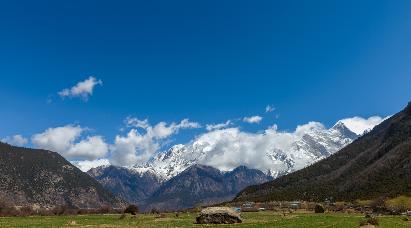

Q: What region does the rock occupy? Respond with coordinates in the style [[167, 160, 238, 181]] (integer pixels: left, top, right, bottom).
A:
[[314, 204, 325, 213], [196, 207, 242, 224]]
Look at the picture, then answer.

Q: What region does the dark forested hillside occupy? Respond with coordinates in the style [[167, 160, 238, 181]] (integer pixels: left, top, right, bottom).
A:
[[235, 102, 411, 202], [0, 143, 125, 208]]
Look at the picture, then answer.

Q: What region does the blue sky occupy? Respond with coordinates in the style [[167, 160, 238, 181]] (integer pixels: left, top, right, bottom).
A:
[[0, 1, 410, 167]]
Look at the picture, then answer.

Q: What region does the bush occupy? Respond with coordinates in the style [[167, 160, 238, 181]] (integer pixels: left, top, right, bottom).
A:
[[370, 196, 387, 212], [314, 204, 325, 213], [98, 205, 112, 214], [359, 216, 379, 226], [124, 205, 139, 215], [52, 206, 67, 215], [19, 206, 33, 216], [150, 207, 160, 214]]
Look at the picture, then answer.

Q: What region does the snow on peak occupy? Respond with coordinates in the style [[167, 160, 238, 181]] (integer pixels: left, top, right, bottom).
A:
[[131, 121, 359, 180]]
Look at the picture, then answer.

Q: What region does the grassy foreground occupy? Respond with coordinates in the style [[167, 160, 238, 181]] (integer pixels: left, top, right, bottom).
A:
[[0, 212, 410, 228]]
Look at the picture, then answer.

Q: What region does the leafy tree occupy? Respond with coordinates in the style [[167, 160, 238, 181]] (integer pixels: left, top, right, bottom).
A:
[[124, 205, 139, 215]]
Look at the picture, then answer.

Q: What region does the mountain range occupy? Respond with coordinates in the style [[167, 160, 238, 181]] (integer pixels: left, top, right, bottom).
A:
[[1, 106, 397, 211], [0, 119, 359, 211], [88, 120, 360, 210], [235, 102, 411, 203], [89, 164, 271, 211], [130, 120, 359, 180]]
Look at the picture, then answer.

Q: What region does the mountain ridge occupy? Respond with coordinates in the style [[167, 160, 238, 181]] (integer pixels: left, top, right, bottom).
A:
[[129, 121, 359, 180], [234, 102, 411, 202], [89, 164, 272, 211]]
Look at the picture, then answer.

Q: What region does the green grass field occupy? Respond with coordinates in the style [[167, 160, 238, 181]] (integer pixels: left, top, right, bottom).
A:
[[0, 212, 410, 228]]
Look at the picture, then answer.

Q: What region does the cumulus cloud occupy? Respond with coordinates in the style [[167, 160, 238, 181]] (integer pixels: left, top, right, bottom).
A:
[[265, 105, 275, 113], [58, 76, 102, 101], [190, 116, 385, 172], [206, 120, 232, 131], [194, 124, 310, 172], [294, 121, 325, 137], [339, 116, 388, 135], [71, 159, 110, 172], [31, 125, 108, 160], [111, 118, 201, 166], [243, 115, 263, 124], [1, 134, 28, 146]]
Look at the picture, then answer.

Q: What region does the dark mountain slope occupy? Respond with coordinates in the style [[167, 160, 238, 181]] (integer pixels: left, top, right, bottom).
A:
[[235, 102, 411, 202], [0, 143, 125, 208], [88, 166, 162, 205], [145, 164, 272, 211]]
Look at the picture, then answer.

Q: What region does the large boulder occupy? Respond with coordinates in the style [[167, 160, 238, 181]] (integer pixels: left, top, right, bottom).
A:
[[196, 207, 242, 224]]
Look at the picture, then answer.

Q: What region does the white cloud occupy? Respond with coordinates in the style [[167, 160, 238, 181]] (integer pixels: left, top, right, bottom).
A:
[[1, 134, 28, 146], [110, 118, 201, 166], [126, 117, 201, 139], [31, 125, 108, 160], [71, 159, 110, 172], [339, 116, 388, 135], [206, 120, 232, 131], [58, 76, 102, 101], [126, 117, 150, 129], [265, 105, 275, 113], [67, 136, 108, 160], [175, 116, 385, 173], [243, 115, 263, 124], [294, 121, 325, 137], [194, 123, 314, 172]]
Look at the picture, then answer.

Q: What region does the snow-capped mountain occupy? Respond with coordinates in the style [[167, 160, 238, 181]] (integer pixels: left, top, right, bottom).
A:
[[131, 121, 359, 180]]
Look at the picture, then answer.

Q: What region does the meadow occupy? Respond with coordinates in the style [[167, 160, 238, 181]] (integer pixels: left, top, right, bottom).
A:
[[0, 212, 410, 228]]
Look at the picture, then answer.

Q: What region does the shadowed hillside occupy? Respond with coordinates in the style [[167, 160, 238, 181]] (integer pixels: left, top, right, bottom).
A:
[[0, 143, 125, 208], [88, 165, 162, 205]]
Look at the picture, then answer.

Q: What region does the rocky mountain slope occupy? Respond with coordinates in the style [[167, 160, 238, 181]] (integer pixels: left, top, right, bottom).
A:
[[132, 121, 359, 179], [0, 142, 125, 209], [235, 102, 411, 202], [88, 165, 162, 205], [89, 164, 271, 211], [144, 165, 272, 211]]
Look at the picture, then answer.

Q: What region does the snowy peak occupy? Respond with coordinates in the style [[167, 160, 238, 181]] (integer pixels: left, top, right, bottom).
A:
[[331, 121, 359, 139], [131, 120, 359, 180]]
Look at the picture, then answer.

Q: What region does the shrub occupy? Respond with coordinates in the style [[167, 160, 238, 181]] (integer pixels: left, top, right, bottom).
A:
[[370, 196, 387, 212], [314, 204, 325, 213], [124, 205, 139, 215], [98, 205, 112, 214], [150, 207, 160, 214], [19, 206, 33, 216], [359, 216, 379, 226]]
